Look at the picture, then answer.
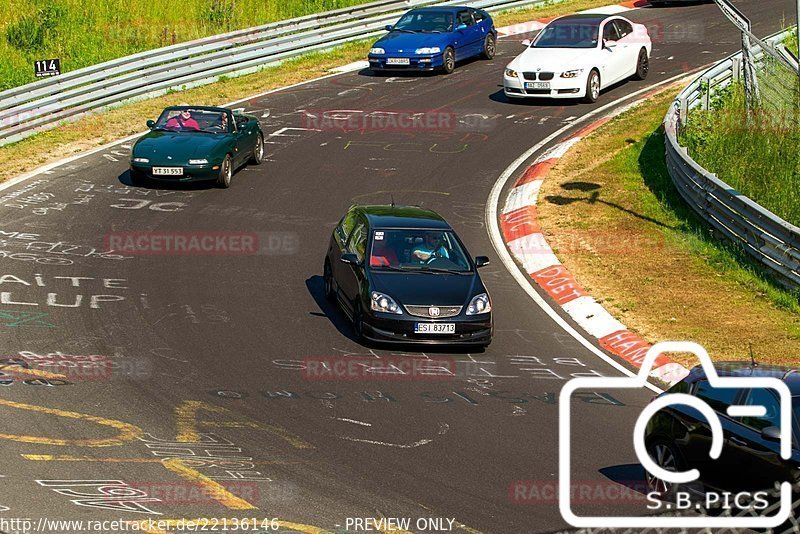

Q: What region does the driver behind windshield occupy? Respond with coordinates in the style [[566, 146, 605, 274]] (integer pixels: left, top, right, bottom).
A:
[[412, 233, 450, 263], [165, 107, 200, 131]]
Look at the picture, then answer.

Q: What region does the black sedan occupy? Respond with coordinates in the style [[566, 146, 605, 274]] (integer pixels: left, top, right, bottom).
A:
[[323, 204, 492, 347]]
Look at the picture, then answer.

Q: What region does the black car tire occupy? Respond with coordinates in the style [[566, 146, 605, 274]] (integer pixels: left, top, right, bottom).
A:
[[583, 69, 600, 104], [217, 154, 233, 188], [632, 48, 649, 80], [441, 47, 456, 75], [481, 34, 496, 60], [645, 439, 684, 502], [352, 301, 365, 341], [249, 134, 264, 165], [323, 260, 335, 302]]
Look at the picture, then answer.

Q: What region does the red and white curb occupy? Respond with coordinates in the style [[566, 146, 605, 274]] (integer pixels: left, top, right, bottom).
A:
[[498, 103, 690, 386]]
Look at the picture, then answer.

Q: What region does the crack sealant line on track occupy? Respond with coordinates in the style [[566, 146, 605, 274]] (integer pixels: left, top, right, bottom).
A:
[[487, 70, 710, 395]]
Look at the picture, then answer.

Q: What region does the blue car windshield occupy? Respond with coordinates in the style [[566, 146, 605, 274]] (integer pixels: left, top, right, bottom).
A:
[[394, 11, 454, 33], [369, 229, 472, 272], [533, 22, 599, 48]]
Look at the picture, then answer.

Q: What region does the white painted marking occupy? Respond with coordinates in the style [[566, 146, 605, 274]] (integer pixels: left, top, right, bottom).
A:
[[334, 417, 372, 427], [561, 296, 627, 339], [330, 60, 370, 73], [338, 436, 432, 448], [507, 233, 560, 274], [103, 154, 119, 162], [503, 179, 543, 214], [536, 137, 582, 162]]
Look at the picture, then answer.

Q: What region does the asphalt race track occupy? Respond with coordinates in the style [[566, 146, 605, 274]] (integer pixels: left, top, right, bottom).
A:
[[0, 1, 793, 532]]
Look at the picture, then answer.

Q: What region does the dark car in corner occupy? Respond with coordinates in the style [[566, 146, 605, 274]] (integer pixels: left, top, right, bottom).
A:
[[644, 362, 800, 501], [323, 205, 493, 347], [129, 105, 264, 188]]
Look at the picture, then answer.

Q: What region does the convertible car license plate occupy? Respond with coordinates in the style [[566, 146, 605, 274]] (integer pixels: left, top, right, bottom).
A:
[[525, 82, 550, 89], [414, 323, 455, 334], [387, 58, 410, 65], [152, 167, 184, 176]]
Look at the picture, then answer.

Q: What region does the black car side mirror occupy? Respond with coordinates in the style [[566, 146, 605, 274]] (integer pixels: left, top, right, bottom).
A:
[[761, 426, 781, 441], [146, 119, 155, 129], [385, 24, 393, 31], [341, 253, 360, 266], [475, 256, 490, 268]]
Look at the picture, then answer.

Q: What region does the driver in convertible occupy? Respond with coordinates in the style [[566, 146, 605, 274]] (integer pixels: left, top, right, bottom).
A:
[[165, 107, 200, 131], [412, 233, 450, 263]]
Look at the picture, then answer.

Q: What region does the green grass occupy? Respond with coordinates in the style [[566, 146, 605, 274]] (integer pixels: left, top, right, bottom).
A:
[[680, 73, 800, 226], [0, 0, 375, 91]]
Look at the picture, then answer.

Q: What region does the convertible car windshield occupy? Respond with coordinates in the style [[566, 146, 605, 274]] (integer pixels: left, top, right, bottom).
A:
[[394, 11, 454, 32], [369, 229, 471, 272], [154, 108, 230, 133], [533, 22, 599, 48]]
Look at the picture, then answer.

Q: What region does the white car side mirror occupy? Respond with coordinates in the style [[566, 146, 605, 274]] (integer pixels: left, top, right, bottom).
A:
[[604, 39, 617, 49], [521, 39, 532, 47]]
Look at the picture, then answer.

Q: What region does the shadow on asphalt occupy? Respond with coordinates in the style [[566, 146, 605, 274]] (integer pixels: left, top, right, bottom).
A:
[[117, 169, 220, 190]]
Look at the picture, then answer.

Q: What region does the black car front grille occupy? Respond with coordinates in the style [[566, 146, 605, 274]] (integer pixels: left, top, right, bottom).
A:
[[522, 72, 537, 80], [538, 72, 554, 80], [405, 305, 462, 319]]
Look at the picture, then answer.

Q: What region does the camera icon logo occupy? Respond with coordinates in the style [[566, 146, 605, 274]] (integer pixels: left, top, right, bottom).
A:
[[559, 341, 793, 528]]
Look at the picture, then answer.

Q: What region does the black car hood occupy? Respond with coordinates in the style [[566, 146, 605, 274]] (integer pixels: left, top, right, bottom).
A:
[[369, 271, 483, 307]]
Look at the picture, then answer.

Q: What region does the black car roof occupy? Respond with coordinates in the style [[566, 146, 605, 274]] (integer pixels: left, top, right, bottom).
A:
[[685, 361, 800, 395], [551, 13, 614, 24], [354, 205, 451, 230]]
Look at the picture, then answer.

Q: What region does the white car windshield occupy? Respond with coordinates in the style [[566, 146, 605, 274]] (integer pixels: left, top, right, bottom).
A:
[[533, 22, 599, 48]]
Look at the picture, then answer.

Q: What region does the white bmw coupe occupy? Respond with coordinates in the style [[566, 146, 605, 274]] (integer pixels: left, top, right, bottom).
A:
[[503, 13, 651, 103]]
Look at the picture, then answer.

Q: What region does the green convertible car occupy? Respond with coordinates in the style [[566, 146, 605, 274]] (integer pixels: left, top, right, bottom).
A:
[[129, 105, 264, 188]]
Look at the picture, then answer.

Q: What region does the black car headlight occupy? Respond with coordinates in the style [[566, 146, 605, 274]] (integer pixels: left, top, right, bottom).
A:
[[466, 293, 491, 315], [370, 291, 402, 314]]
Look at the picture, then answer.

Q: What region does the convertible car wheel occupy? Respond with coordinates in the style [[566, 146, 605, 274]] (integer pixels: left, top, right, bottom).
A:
[[250, 134, 264, 165], [217, 154, 232, 188]]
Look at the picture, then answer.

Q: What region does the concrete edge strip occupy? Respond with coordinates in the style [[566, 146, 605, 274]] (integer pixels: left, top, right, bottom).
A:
[[497, 83, 692, 387]]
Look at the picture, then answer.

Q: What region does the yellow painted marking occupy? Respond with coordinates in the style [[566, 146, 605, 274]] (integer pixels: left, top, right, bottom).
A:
[[0, 399, 142, 446], [160, 458, 256, 510], [0, 364, 67, 380], [132, 518, 330, 534], [175, 400, 312, 448], [22, 454, 299, 465]]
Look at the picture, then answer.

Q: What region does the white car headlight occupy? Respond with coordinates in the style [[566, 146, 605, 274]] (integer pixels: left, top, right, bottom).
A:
[[415, 47, 441, 54], [466, 293, 491, 315], [370, 47, 386, 55], [132, 157, 149, 163], [505, 68, 518, 78], [371, 291, 402, 314], [188, 159, 208, 165], [560, 69, 584, 78]]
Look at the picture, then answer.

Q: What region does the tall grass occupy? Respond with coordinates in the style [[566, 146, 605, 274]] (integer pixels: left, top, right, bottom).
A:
[[680, 64, 800, 226], [0, 0, 374, 91]]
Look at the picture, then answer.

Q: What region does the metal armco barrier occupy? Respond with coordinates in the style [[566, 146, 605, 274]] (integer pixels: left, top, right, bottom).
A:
[[0, 0, 543, 146], [664, 29, 800, 290]]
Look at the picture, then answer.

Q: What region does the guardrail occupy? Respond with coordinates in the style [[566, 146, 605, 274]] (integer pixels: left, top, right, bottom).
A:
[[0, 0, 542, 147], [664, 29, 800, 290]]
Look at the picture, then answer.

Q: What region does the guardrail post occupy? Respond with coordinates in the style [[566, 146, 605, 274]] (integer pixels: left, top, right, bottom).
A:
[[702, 76, 711, 110], [731, 57, 741, 81]]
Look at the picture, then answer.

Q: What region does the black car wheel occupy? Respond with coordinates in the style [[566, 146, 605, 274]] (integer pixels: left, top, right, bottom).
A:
[[481, 34, 496, 60], [441, 47, 455, 75], [352, 301, 364, 341], [633, 48, 649, 80], [583, 69, 600, 104], [250, 134, 264, 165], [217, 154, 232, 188], [645, 439, 683, 501], [323, 260, 335, 302]]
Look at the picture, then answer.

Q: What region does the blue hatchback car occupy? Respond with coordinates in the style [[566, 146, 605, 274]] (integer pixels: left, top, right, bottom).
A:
[[368, 7, 497, 74]]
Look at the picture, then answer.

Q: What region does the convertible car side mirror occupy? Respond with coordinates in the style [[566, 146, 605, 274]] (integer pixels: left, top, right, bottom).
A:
[[475, 256, 490, 268], [341, 253, 361, 266], [146, 119, 155, 129]]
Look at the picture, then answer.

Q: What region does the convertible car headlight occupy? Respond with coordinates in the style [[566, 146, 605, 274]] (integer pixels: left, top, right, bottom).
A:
[[466, 293, 491, 315], [369, 47, 386, 55], [188, 159, 208, 164], [132, 157, 149, 163], [370, 291, 402, 314], [415, 47, 441, 54], [504, 68, 518, 78], [560, 69, 584, 78]]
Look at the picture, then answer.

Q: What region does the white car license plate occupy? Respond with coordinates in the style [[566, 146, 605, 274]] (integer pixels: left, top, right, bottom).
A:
[[414, 323, 455, 334], [387, 57, 410, 65], [525, 82, 550, 90], [152, 167, 184, 176]]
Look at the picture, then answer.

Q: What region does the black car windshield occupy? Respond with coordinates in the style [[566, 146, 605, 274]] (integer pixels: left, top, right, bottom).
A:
[[533, 22, 599, 48], [155, 108, 230, 133], [369, 229, 471, 272], [394, 11, 454, 32]]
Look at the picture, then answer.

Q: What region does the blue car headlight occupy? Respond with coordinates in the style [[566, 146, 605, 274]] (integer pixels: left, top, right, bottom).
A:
[[466, 293, 491, 315], [415, 47, 441, 54], [371, 291, 402, 314], [370, 47, 386, 55]]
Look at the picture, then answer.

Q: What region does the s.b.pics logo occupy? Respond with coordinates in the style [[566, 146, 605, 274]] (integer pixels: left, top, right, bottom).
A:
[[560, 341, 794, 528]]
